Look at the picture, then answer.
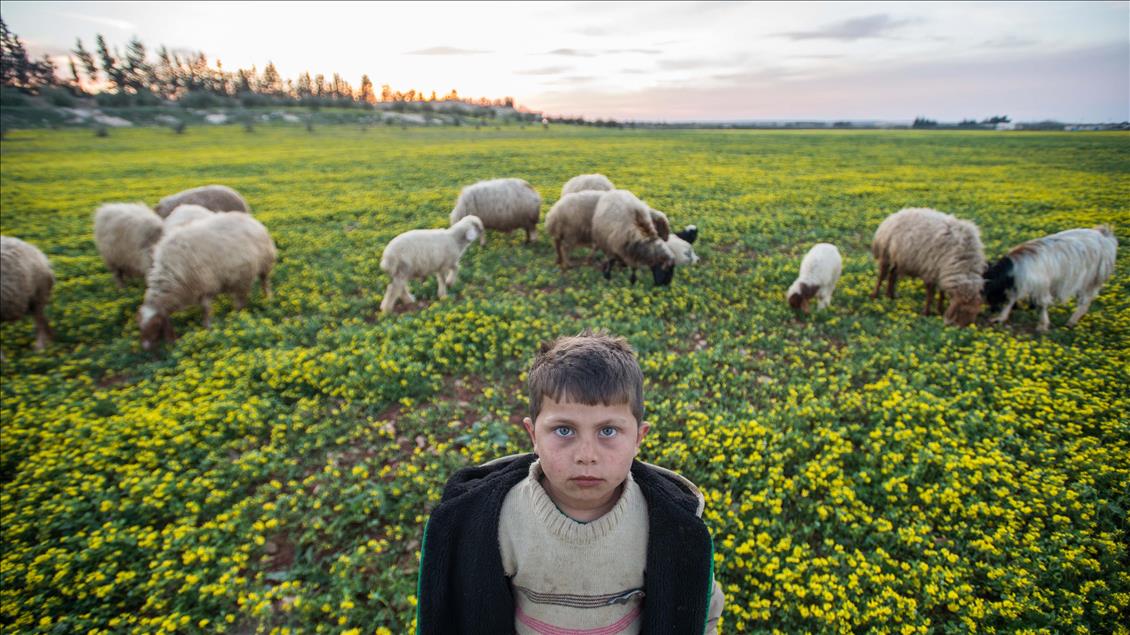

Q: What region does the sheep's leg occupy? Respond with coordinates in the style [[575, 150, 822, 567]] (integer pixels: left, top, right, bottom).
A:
[[32, 305, 53, 350], [1066, 290, 1098, 327], [232, 290, 249, 311], [886, 266, 898, 299], [201, 296, 214, 328], [936, 288, 946, 314], [1036, 304, 1051, 332], [400, 281, 416, 304], [602, 259, 614, 280], [445, 264, 459, 287], [629, 268, 638, 284], [114, 270, 126, 289], [817, 288, 832, 310], [871, 258, 889, 299], [554, 239, 567, 270], [435, 272, 448, 299], [526, 227, 537, 243], [923, 282, 935, 315], [260, 272, 273, 299], [991, 298, 1016, 323], [380, 279, 401, 314]]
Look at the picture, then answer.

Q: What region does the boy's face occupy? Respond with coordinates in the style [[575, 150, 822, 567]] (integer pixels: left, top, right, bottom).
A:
[[523, 395, 649, 522]]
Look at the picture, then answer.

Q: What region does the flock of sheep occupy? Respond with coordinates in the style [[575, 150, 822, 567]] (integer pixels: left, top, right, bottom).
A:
[[0, 175, 1120, 358]]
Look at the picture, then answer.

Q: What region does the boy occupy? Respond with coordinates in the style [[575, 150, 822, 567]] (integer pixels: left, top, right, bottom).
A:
[[417, 330, 725, 634]]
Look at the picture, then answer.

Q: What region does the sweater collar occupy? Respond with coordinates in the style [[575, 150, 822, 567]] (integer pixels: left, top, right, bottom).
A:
[[525, 459, 639, 543]]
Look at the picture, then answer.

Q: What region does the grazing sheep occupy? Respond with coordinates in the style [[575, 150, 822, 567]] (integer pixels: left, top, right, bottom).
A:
[[870, 207, 985, 327], [449, 178, 540, 244], [380, 215, 484, 314], [138, 213, 276, 350], [545, 191, 604, 269], [591, 190, 676, 285], [164, 204, 215, 231], [561, 173, 614, 196], [93, 202, 164, 286], [0, 236, 55, 352], [154, 184, 251, 218], [667, 225, 700, 266], [984, 226, 1117, 331], [788, 243, 842, 313]]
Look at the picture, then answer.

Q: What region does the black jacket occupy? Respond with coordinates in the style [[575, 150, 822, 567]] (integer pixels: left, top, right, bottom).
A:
[[416, 453, 715, 634]]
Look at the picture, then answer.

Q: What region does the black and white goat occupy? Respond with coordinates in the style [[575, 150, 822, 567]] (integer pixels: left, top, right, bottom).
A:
[[983, 226, 1117, 331]]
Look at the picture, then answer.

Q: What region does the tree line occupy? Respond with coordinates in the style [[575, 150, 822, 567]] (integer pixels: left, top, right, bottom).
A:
[[0, 18, 520, 111]]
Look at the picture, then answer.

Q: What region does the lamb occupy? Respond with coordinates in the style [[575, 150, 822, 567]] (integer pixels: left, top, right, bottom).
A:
[[164, 204, 215, 231], [154, 184, 251, 218], [545, 190, 604, 269], [870, 207, 985, 327], [0, 236, 55, 352], [787, 243, 842, 313], [561, 173, 614, 196], [93, 202, 164, 286], [380, 215, 485, 314], [449, 178, 540, 244], [138, 213, 276, 350], [983, 226, 1117, 331], [591, 189, 676, 285]]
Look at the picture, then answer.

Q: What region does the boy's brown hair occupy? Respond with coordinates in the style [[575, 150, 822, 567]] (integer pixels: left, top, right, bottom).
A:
[[527, 329, 644, 425]]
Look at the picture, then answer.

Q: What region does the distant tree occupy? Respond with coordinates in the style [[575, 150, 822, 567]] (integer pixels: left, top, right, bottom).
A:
[[124, 36, 150, 93], [981, 115, 1010, 125], [236, 66, 255, 94], [313, 73, 326, 97], [358, 74, 375, 104], [296, 71, 313, 98], [444, 88, 458, 101], [95, 35, 126, 93], [1, 18, 30, 89], [73, 38, 99, 85], [260, 61, 282, 95], [912, 117, 938, 129]]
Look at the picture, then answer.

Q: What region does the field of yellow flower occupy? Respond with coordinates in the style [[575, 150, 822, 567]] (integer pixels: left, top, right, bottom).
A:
[[2, 124, 1128, 634]]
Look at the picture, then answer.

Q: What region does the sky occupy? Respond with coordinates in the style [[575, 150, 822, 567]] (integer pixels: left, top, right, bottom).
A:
[[2, 0, 1127, 122]]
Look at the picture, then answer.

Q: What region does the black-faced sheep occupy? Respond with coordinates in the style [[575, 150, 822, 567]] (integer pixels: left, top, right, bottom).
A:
[[154, 184, 251, 218], [449, 178, 540, 244], [870, 207, 985, 327], [380, 215, 484, 314], [93, 203, 164, 287], [788, 243, 842, 313], [591, 190, 676, 285], [545, 190, 604, 269], [138, 213, 276, 350], [164, 204, 215, 231], [984, 225, 1117, 331], [0, 236, 55, 352], [561, 173, 614, 196]]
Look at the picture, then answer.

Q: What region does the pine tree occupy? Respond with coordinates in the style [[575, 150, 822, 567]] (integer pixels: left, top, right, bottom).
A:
[[95, 34, 125, 92], [358, 75, 375, 104], [73, 38, 99, 85], [1, 18, 31, 89], [124, 36, 149, 93], [260, 62, 281, 95]]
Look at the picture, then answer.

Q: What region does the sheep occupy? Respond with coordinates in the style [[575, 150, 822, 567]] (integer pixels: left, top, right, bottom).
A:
[[870, 207, 985, 327], [379, 215, 484, 314], [0, 236, 55, 353], [983, 225, 1117, 331], [561, 173, 614, 196], [787, 243, 842, 313], [449, 178, 540, 244], [591, 189, 676, 286], [93, 202, 164, 287], [164, 204, 215, 231], [545, 191, 604, 269], [154, 184, 251, 218], [667, 225, 700, 266], [138, 213, 276, 350]]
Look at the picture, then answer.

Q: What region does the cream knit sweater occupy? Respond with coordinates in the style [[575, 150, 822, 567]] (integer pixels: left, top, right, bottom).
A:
[[499, 459, 723, 634]]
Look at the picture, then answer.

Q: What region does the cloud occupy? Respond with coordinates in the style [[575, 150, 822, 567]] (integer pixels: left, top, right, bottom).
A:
[[52, 10, 135, 31], [573, 25, 611, 37], [605, 48, 661, 55], [405, 46, 491, 55], [981, 36, 1038, 49], [782, 14, 914, 41], [544, 48, 596, 57], [515, 65, 572, 76], [657, 58, 717, 70]]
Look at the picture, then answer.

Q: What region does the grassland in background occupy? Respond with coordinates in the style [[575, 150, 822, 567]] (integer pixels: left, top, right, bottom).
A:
[[1, 126, 1128, 634]]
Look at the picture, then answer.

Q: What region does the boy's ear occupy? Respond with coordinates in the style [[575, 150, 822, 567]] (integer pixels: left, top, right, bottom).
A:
[[523, 417, 536, 447], [635, 421, 651, 451]]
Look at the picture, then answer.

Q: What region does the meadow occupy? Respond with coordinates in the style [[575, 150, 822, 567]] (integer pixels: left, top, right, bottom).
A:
[[1, 125, 1128, 634]]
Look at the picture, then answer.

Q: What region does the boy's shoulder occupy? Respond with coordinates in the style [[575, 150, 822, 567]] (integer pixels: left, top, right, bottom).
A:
[[438, 452, 536, 506], [630, 460, 707, 520]]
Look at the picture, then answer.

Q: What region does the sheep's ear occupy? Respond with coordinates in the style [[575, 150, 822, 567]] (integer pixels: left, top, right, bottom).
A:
[[677, 225, 698, 244], [651, 212, 671, 241], [465, 225, 480, 243]]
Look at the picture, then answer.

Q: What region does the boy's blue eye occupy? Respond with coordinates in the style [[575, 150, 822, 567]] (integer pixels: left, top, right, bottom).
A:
[[553, 426, 574, 438], [599, 426, 618, 438]]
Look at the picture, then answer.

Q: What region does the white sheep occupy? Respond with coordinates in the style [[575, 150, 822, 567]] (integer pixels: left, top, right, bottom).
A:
[[1, 236, 55, 352], [666, 225, 701, 266], [984, 226, 1117, 331], [380, 215, 485, 314], [870, 207, 985, 327], [154, 184, 251, 218], [164, 204, 215, 231], [93, 202, 164, 287], [138, 213, 276, 350], [449, 178, 540, 244], [545, 191, 604, 269], [561, 173, 614, 196], [591, 190, 676, 285], [787, 243, 842, 313]]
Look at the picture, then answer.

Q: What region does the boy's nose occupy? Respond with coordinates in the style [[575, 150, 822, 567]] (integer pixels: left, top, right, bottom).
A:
[[574, 439, 597, 464]]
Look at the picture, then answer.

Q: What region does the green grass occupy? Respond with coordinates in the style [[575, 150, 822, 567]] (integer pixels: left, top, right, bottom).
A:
[[2, 125, 1128, 634]]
